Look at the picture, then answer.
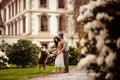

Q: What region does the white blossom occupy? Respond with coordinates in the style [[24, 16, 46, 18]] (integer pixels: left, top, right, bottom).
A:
[[96, 36, 104, 51], [77, 15, 84, 22], [88, 72, 100, 79], [87, 1, 97, 9], [79, 5, 87, 14], [92, 20, 105, 28], [105, 52, 116, 68], [0, 50, 10, 67], [96, 0, 106, 7], [84, 22, 93, 32], [116, 38, 120, 49], [99, 28, 108, 39], [3, 55, 9, 60], [0, 51, 4, 57], [80, 38, 86, 46], [89, 72, 97, 78], [97, 56, 104, 65], [84, 9, 94, 19], [100, 45, 112, 56], [0, 59, 3, 63], [88, 31, 95, 40], [77, 54, 97, 69], [105, 39, 111, 44], [105, 73, 113, 79], [84, 20, 105, 33], [96, 13, 113, 21], [81, 47, 87, 54]]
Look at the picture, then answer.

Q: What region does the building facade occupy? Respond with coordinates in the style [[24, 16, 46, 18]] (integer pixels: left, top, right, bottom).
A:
[[0, 0, 78, 48]]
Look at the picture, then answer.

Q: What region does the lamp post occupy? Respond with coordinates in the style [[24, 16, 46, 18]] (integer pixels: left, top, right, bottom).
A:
[[70, 35, 74, 46], [2, 39, 5, 44]]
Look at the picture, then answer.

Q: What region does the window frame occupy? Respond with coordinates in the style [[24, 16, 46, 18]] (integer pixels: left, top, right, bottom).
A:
[[38, 14, 50, 32], [58, 15, 67, 32], [58, 0, 65, 9], [39, 0, 48, 8]]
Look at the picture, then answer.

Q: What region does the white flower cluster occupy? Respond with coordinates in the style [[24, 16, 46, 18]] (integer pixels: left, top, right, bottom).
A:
[[77, 0, 106, 22], [77, 54, 97, 69], [77, 0, 119, 79], [0, 50, 10, 68]]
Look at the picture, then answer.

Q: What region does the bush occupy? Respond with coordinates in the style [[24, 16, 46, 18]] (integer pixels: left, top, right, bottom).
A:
[[8, 39, 39, 68], [69, 46, 81, 65], [0, 43, 12, 55]]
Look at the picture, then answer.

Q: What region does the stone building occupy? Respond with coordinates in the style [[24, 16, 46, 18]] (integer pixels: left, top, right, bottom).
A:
[[0, 0, 76, 48], [0, 0, 93, 48]]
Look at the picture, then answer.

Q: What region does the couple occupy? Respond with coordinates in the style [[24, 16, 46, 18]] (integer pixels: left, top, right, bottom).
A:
[[53, 32, 69, 73]]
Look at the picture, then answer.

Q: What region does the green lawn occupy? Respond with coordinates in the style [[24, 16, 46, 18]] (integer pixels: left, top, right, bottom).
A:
[[0, 65, 76, 80]]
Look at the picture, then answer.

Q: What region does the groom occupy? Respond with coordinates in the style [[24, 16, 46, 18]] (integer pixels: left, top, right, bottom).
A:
[[58, 32, 69, 73]]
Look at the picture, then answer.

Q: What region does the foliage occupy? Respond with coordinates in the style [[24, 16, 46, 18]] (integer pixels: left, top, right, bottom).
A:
[[0, 43, 12, 55], [69, 46, 81, 65], [8, 39, 39, 68], [77, 0, 120, 80]]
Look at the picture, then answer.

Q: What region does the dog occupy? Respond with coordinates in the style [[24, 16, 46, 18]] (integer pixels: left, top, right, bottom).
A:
[[38, 46, 50, 71]]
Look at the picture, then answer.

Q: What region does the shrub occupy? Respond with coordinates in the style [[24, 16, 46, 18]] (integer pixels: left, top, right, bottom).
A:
[[69, 46, 81, 65], [9, 39, 39, 68]]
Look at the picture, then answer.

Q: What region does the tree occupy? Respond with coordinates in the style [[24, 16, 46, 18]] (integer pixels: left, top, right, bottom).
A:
[[69, 46, 81, 65], [77, 0, 120, 80], [9, 39, 39, 68]]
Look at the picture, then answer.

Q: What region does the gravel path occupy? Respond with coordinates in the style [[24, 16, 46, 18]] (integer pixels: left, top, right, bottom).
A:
[[27, 68, 94, 80]]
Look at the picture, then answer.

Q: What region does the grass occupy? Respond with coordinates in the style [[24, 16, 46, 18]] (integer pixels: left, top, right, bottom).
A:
[[0, 65, 76, 80]]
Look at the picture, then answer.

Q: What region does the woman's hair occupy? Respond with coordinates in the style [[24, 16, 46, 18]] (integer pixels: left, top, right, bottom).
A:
[[54, 36, 61, 47]]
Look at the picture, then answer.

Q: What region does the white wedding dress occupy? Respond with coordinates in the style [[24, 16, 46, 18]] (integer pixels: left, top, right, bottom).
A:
[[55, 51, 64, 67]]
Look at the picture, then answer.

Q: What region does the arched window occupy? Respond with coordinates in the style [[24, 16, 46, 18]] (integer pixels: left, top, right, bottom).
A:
[[58, 0, 65, 8], [41, 15, 48, 31], [59, 15, 66, 32], [40, 0, 47, 7]]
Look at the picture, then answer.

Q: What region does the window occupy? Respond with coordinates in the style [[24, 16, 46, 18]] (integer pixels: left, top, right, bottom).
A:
[[23, 0, 26, 9], [8, 25, 10, 35], [40, 15, 48, 31], [40, 0, 47, 7], [9, 5, 11, 19], [23, 17, 26, 33], [4, 27, 6, 35], [4, 8, 6, 22], [58, 0, 65, 8], [15, 21, 17, 35], [12, 3, 14, 16], [59, 15, 66, 32], [11, 23, 13, 35], [15, 0, 17, 14]]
